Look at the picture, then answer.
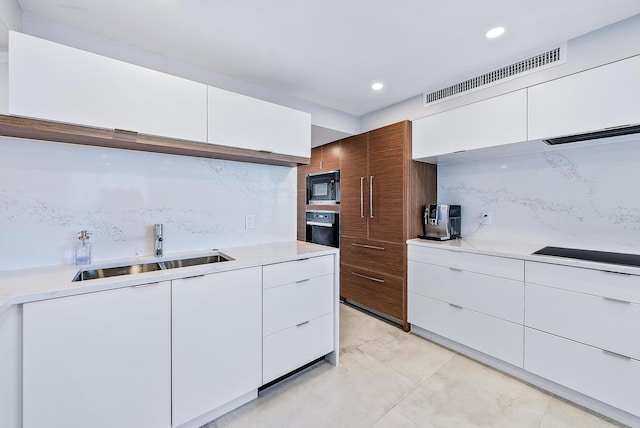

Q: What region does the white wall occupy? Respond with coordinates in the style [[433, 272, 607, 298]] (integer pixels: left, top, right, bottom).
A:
[[0, 137, 296, 270], [437, 138, 640, 253], [361, 14, 640, 132]]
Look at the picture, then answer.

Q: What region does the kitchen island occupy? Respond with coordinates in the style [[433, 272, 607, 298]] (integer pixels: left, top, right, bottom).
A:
[[0, 240, 340, 428]]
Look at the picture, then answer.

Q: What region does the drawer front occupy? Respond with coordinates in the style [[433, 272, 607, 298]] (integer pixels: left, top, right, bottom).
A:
[[409, 260, 523, 323], [263, 255, 334, 289], [525, 283, 640, 360], [340, 236, 404, 277], [263, 313, 334, 384], [263, 274, 334, 336], [408, 245, 523, 281], [340, 265, 403, 320], [409, 292, 523, 367], [525, 261, 640, 303], [525, 328, 640, 416]]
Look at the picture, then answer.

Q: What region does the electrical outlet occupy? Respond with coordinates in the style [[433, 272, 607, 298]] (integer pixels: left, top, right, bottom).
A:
[[245, 214, 255, 230], [481, 211, 493, 225]]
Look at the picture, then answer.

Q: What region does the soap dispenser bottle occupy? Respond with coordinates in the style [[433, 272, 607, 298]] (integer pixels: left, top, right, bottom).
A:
[[75, 230, 92, 265]]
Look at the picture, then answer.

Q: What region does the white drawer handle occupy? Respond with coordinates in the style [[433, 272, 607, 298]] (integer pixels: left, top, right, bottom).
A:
[[296, 258, 310, 262], [449, 303, 463, 310], [132, 281, 161, 288], [352, 243, 385, 251], [603, 296, 632, 304], [603, 270, 632, 276], [602, 350, 632, 361], [449, 267, 464, 273], [352, 272, 385, 283], [296, 279, 311, 284], [296, 321, 310, 328]]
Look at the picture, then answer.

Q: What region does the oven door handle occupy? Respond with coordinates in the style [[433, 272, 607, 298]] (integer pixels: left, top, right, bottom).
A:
[[306, 221, 334, 227]]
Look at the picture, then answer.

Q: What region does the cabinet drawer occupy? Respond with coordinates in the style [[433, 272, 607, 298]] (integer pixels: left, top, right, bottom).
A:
[[409, 260, 523, 323], [263, 255, 334, 289], [340, 236, 404, 277], [263, 274, 334, 336], [340, 266, 403, 320], [408, 245, 523, 281], [525, 328, 640, 416], [409, 292, 523, 367], [525, 283, 640, 360], [263, 313, 334, 384], [526, 261, 640, 303]]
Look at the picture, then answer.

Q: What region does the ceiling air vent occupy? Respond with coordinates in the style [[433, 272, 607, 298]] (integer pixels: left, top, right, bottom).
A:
[[423, 44, 566, 106]]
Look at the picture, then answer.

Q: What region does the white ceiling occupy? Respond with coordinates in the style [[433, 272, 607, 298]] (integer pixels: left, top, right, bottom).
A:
[[10, 1, 640, 117]]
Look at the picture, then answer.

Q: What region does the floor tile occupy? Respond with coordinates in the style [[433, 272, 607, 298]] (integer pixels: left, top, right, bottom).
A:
[[371, 408, 421, 428], [358, 328, 455, 385], [539, 397, 622, 428], [394, 355, 550, 428]]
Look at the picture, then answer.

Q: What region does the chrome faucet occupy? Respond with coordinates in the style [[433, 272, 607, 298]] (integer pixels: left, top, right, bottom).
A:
[[154, 224, 163, 257]]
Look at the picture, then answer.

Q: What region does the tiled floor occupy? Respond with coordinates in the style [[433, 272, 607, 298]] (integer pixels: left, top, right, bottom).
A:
[[206, 303, 621, 428]]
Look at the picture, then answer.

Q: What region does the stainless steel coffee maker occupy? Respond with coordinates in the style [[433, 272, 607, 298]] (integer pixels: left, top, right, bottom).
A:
[[423, 204, 462, 240]]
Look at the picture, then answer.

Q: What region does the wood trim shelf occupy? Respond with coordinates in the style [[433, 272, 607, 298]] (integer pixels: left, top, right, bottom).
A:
[[0, 114, 310, 167]]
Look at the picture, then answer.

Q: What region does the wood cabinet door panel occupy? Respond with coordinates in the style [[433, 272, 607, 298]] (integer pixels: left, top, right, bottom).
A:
[[340, 236, 404, 277], [367, 122, 406, 243], [321, 141, 341, 171], [341, 265, 403, 320], [339, 134, 368, 239]]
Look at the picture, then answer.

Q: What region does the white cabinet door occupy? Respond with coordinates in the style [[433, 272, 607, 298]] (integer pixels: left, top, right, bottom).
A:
[[263, 255, 334, 289], [0, 305, 21, 428], [525, 328, 640, 417], [208, 86, 311, 158], [528, 55, 640, 140], [172, 267, 262, 427], [22, 282, 171, 428], [408, 260, 524, 323], [409, 292, 523, 367], [9, 31, 207, 142], [412, 89, 527, 161], [526, 283, 640, 360]]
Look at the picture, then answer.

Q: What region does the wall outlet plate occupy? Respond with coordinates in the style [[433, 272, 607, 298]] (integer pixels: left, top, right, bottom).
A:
[[245, 214, 255, 230], [481, 211, 493, 225]]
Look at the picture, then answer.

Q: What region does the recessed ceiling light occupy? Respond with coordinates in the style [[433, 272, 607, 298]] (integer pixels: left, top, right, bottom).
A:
[[371, 82, 384, 91], [486, 27, 505, 39]]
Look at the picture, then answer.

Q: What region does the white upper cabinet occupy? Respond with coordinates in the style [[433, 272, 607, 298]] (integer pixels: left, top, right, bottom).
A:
[[208, 86, 311, 158], [528, 55, 640, 140], [8, 31, 208, 142], [412, 89, 527, 162]]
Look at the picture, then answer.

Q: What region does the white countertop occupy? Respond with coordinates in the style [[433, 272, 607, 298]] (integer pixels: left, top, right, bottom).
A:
[[407, 238, 640, 275], [0, 241, 338, 315]]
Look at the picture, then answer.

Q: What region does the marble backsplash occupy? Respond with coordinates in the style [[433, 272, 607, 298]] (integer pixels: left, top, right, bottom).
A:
[[438, 138, 640, 254], [0, 136, 297, 270]]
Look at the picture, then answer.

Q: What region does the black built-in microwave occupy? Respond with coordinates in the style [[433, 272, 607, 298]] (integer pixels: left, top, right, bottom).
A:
[[307, 170, 340, 205]]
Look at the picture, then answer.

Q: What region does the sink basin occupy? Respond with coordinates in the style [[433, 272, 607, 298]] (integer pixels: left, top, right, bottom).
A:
[[73, 262, 162, 281], [162, 254, 232, 269], [73, 252, 233, 281]]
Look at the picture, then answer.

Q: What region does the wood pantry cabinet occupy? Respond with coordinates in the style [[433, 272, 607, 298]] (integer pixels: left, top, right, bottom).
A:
[[340, 121, 437, 330]]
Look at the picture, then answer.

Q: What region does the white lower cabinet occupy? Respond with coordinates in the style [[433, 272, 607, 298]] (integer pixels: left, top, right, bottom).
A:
[[407, 250, 524, 367], [525, 328, 640, 416], [409, 292, 523, 366], [22, 281, 171, 428], [262, 256, 335, 384], [172, 267, 262, 428]]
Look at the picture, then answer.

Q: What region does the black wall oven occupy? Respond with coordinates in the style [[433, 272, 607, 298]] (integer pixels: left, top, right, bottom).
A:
[[306, 211, 339, 248], [307, 171, 340, 205]]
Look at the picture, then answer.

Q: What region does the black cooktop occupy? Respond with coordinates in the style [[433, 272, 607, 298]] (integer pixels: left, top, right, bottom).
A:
[[533, 246, 640, 268]]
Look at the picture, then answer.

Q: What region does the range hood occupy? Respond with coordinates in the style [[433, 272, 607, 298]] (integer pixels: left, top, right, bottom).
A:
[[543, 124, 640, 145]]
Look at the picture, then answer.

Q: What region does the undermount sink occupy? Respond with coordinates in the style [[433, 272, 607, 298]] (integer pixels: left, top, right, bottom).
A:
[[73, 252, 233, 282], [161, 254, 232, 269]]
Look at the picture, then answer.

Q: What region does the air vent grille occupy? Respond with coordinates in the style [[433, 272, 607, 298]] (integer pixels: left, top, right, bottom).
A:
[[424, 45, 565, 106]]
